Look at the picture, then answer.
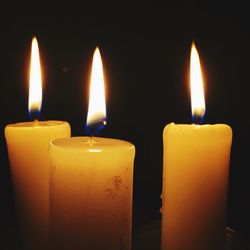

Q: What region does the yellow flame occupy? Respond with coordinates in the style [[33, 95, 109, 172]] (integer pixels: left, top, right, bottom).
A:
[[190, 42, 205, 118], [86, 47, 106, 126], [28, 37, 42, 114]]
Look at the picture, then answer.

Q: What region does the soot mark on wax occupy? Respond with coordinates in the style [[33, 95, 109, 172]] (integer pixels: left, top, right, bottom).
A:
[[104, 176, 122, 200]]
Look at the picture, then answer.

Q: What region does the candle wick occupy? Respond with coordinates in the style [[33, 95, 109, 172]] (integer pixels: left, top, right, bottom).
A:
[[89, 136, 94, 146], [192, 115, 203, 125], [86, 119, 107, 137], [33, 119, 39, 126]]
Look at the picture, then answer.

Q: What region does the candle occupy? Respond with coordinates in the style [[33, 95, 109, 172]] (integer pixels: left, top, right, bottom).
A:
[[161, 43, 232, 250], [49, 47, 135, 250], [4, 37, 71, 250]]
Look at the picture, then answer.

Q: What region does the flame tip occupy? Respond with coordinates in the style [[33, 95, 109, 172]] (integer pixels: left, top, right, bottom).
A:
[[95, 46, 100, 51], [32, 36, 38, 42]]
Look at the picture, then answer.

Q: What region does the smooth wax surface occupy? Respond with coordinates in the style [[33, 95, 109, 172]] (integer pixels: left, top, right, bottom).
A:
[[161, 123, 232, 250], [49, 136, 135, 250], [5, 120, 71, 250]]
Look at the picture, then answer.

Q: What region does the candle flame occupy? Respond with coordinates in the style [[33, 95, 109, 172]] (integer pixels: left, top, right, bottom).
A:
[[86, 47, 106, 128], [28, 37, 42, 119], [190, 42, 205, 122]]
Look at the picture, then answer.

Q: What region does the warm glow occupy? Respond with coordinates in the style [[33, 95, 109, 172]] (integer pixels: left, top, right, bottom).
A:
[[28, 37, 42, 115], [86, 47, 106, 126], [190, 42, 205, 118]]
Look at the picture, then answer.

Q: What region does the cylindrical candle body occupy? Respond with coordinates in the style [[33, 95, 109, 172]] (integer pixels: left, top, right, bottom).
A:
[[161, 123, 232, 250], [49, 136, 135, 250], [5, 121, 71, 250]]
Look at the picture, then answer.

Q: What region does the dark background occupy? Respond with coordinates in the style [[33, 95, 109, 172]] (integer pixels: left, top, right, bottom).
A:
[[0, 2, 250, 246]]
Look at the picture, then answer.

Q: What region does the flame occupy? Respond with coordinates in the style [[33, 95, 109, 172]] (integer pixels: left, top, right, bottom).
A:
[[28, 37, 42, 116], [86, 47, 106, 126], [190, 42, 205, 120]]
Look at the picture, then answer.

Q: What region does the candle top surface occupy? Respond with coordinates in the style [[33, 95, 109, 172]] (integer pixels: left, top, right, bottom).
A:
[[6, 120, 69, 129], [167, 122, 231, 128], [164, 122, 232, 138], [50, 136, 135, 153]]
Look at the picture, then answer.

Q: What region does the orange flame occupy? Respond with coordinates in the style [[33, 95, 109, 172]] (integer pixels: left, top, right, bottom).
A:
[[190, 42, 205, 118], [28, 37, 42, 115], [86, 47, 106, 126]]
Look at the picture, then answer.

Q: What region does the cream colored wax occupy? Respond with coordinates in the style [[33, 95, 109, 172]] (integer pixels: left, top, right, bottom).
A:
[[5, 120, 71, 250], [161, 123, 232, 250], [49, 136, 135, 250]]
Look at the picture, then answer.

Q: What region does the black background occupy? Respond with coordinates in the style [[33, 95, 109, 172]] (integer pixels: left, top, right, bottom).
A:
[[0, 2, 250, 246]]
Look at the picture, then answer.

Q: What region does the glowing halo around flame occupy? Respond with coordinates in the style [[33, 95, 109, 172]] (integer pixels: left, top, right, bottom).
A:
[[28, 37, 42, 119], [86, 47, 107, 135], [190, 42, 206, 123]]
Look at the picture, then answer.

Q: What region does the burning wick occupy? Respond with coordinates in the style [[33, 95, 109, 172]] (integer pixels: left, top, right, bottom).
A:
[[192, 114, 204, 125], [88, 119, 107, 138], [29, 109, 41, 124], [33, 119, 39, 126]]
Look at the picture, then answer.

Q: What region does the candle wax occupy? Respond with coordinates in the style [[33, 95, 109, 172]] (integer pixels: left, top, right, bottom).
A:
[[49, 136, 135, 250], [5, 120, 71, 250], [161, 123, 232, 250]]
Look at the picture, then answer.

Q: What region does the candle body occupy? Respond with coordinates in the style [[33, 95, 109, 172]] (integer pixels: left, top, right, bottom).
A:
[[5, 121, 71, 250], [161, 123, 232, 250], [49, 136, 135, 250]]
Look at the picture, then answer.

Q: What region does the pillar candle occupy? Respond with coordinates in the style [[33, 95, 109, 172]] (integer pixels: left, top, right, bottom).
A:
[[49, 47, 135, 250], [49, 136, 135, 250], [5, 121, 70, 249], [161, 43, 233, 250], [4, 37, 71, 250]]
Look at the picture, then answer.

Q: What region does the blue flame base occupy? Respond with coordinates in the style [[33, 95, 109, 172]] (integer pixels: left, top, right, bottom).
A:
[[28, 109, 41, 121], [85, 119, 107, 136], [192, 115, 204, 125]]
